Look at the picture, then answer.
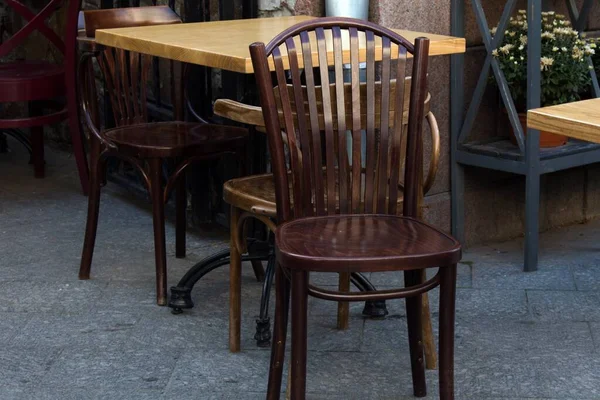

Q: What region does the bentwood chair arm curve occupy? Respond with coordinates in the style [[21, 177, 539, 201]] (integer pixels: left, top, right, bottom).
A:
[[77, 50, 118, 151]]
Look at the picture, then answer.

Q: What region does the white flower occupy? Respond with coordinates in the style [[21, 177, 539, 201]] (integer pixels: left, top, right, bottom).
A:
[[519, 35, 528, 45], [562, 47, 568, 52], [552, 46, 559, 52], [490, 27, 497, 35], [510, 56, 514, 60], [514, 61, 518, 64], [520, 56, 525, 60], [540, 56, 554, 71], [492, 49, 499, 57], [518, 45, 524, 50]]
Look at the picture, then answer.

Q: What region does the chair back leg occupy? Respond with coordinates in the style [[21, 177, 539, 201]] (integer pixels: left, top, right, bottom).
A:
[[175, 171, 187, 258]]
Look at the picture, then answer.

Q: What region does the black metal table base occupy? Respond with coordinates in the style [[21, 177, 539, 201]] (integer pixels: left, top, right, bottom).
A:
[[169, 239, 388, 347]]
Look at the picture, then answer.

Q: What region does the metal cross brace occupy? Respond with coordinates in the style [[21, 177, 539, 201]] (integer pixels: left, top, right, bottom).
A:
[[457, 0, 526, 152]]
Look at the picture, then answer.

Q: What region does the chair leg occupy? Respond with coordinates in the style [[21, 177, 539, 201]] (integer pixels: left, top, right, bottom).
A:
[[290, 269, 308, 400], [29, 102, 45, 178], [421, 271, 437, 370], [229, 205, 243, 352], [336, 272, 350, 330], [149, 158, 168, 306], [405, 270, 426, 397], [175, 171, 186, 259], [439, 264, 457, 400], [79, 145, 102, 280], [267, 263, 291, 400]]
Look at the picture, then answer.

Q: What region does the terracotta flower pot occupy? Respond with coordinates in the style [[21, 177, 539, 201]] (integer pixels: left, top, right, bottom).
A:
[[508, 112, 568, 148]]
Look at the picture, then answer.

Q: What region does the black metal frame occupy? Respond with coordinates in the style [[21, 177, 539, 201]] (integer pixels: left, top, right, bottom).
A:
[[451, 0, 599, 272]]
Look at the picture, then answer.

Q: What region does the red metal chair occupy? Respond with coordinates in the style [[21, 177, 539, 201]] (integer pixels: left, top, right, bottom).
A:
[[0, 0, 88, 190]]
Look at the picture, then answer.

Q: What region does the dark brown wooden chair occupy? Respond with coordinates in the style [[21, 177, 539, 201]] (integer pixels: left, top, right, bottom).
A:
[[250, 18, 461, 399], [77, 6, 247, 306], [216, 81, 442, 358]]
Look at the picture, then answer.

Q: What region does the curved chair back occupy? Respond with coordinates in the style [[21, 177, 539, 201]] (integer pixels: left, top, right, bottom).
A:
[[250, 17, 430, 223], [78, 6, 182, 145]]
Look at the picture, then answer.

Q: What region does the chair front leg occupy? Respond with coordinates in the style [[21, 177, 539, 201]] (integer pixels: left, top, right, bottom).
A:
[[79, 140, 103, 280], [405, 270, 427, 397], [290, 269, 309, 400], [267, 263, 291, 400], [149, 158, 168, 306], [229, 205, 243, 352], [439, 264, 457, 400]]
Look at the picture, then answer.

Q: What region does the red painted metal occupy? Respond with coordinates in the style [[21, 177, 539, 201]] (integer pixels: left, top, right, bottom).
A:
[[1, 0, 88, 190]]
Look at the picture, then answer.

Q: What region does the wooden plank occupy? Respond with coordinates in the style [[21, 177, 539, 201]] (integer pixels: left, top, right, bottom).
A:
[[528, 99, 600, 144], [95, 16, 466, 73]]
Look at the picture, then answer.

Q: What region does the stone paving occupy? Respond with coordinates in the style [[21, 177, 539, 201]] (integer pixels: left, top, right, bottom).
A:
[[1, 140, 600, 399]]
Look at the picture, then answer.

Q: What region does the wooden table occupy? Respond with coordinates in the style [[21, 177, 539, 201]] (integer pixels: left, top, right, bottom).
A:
[[95, 15, 466, 73], [94, 15, 466, 373], [528, 98, 600, 143]]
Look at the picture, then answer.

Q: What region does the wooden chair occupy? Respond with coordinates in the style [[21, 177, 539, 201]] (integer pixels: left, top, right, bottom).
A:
[[0, 0, 87, 190], [250, 18, 461, 399], [77, 6, 248, 306], [216, 78, 442, 358]]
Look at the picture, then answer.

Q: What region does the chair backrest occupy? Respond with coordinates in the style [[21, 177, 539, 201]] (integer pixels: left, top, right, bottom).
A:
[[79, 6, 182, 130], [0, 0, 80, 58], [250, 17, 430, 223]]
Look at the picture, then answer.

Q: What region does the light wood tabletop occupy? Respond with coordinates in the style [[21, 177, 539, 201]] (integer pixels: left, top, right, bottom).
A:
[[95, 15, 466, 73], [527, 98, 600, 143]]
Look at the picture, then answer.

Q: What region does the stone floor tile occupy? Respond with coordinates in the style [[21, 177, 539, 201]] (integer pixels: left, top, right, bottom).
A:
[[11, 312, 140, 349], [166, 349, 271, 393], [527, 290, 600, 322], [0, 345, 62, 390], [0, 312, 32, 344], [472, 258, 576, 291], [41, 344, 180, 391], [0, 280, 105, 314], [572, 263, 600, 291], [430, 288, 530, 320], [587, 322, 600, 351]]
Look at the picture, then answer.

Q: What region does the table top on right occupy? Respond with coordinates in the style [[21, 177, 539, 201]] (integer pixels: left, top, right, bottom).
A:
[[527, 98, 600, 143]]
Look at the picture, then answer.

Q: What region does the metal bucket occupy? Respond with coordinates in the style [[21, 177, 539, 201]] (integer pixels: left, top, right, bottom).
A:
[[325, 0, 369, 20]]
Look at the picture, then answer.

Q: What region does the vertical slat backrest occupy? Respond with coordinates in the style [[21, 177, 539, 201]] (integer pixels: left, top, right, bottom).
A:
[[250, 17, 430, 224], [82, 7, 182, 128]]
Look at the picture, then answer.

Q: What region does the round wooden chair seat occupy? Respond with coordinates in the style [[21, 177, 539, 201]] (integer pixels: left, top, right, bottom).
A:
[[0, 61, 65, 102], [276, 215, 462, 273], [104, 121, 247, 158], [223, 173, 278, 217]]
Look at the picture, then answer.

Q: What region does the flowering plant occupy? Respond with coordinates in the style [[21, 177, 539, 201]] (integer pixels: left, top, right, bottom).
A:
[[588, 37, 599, 76], [491, 10, 594, 109]]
